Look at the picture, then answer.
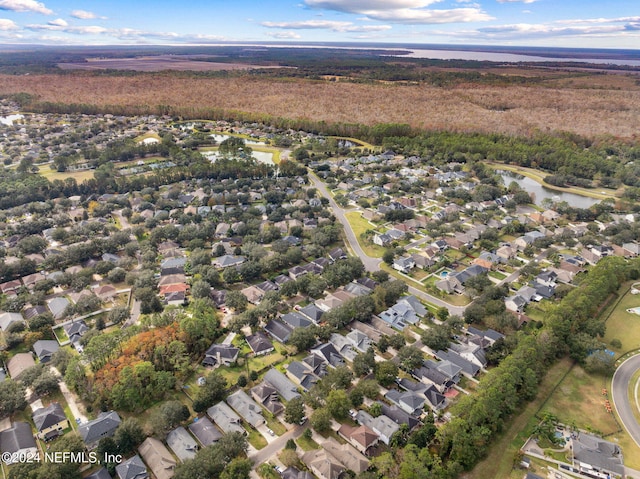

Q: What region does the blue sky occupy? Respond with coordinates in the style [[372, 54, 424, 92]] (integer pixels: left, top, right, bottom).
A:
[[0, 0, 637, 48]]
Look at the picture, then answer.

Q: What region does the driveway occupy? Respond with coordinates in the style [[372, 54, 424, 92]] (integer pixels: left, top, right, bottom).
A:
[[612, 354, 640, 449]]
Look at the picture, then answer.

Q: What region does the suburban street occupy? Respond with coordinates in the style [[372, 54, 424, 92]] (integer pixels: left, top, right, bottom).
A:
[[309, 173, 466, 316], [611, 354, 640, 449], [248, 424, 305, 465]]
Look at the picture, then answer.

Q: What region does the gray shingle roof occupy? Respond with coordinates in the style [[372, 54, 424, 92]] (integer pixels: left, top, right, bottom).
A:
[[32, 402, 66, 432], [188, 417, 222, 447], [79, 411, 121, 446], [0, 422, 36, 453]]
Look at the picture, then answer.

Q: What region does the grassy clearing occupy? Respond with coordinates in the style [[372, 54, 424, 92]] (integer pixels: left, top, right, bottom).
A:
[[468, 357, 573, 479], [541, 364, 617, 436], [344, 211, 385, 258], [603, 284, 640, 356], [40, 167, 95, 183]]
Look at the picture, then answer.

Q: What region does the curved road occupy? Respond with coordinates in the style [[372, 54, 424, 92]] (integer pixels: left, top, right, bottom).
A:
[[612, 354, 640, 449], [309, 173, 465, 316]]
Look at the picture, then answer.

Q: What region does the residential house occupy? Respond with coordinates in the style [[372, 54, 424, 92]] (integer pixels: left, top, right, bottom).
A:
[[241, 285, 264, 305], [346, 330, 372, 353], [411, 364, 450, 393], [299, 304, 324, 324], [281, 467, 314, 479], [263, 369, 301, 402], [79, 411, 121, 449], [246, 332, 274, 356], [0, 311, 25, 332], [63, 319, 89, 344], [32, 402, 68, 440], [213, 255, 245, 269], [7, 353, 35, 380], [448, 341, 487, 369], [202, 343, 239, 367], [227, 390, 265, 428], [323, 437, 371, 472], [265, 319, 294, 344], [250, 382, 284, 415], [379, 403, 421, 431], [393, 256, 416, 274], [302, 449, 345, 479], [22, 305, 47, 321], [188, 417, 222, 447], [0, 280, 22, 296], [33, 340, 60, 363], [94, 284, 117, 302], [0, 422, 38, 464], [373, 233, 393, 247], [281, 312, 312, 329], [311, 343, 345, 368], [207, 402, 245, 435], [138, 437, 176, 479], [571, 432, 624, 477], [166, 426, 198, 462], [47, 297, 70, 320], [355, 410, 400, 445], [384, 390, 426, 416], [435, 350, 480, 377]]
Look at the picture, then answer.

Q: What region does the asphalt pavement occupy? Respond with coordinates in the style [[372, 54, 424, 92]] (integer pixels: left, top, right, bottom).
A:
[[611, 354, 640, 449]]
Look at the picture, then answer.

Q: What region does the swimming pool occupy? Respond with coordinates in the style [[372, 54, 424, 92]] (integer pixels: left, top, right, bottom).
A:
[[627, 306, 640, 315]]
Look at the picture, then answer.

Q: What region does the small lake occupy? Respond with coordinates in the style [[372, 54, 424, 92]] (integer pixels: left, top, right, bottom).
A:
[[0, 114, 24, 126], [498, 171, 601, 209], [202, 150, 274, 165]]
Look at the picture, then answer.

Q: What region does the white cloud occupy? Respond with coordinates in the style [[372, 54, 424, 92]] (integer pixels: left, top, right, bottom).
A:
[[363, 8, 492, 24], [47, 18, 67, 27], [265, 31, 302, 39], [0, 18, 18, 30], [70, 9, 97, 19], [262, 19, 391, 32], [26, 22, 108, 34], [303, 0, 491, 24], [496, 0, 537, 3], [305, 0, 442, 11], [477, 22, 634, 38], [554, 16, 640, 25], [0, 0, 51, 14]]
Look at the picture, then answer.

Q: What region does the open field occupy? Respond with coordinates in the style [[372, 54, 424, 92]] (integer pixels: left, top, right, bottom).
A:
[[603, 284, 640, 356], [541, 364, 618, 436], [57, 55, 285, 72], [2, 73, 640, 138]]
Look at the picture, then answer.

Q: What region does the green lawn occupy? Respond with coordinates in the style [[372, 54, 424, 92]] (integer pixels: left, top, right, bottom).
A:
[[489, 271, 508, 280], [265, 413, 287, 436], [296, 431, 320, 451], [344, 211, 385, 258], [247, 427, 268, 450]]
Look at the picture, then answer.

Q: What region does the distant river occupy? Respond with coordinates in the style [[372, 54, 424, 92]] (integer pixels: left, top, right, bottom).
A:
[[498, 171, 601, 209], [394, 49, 640, 66]]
